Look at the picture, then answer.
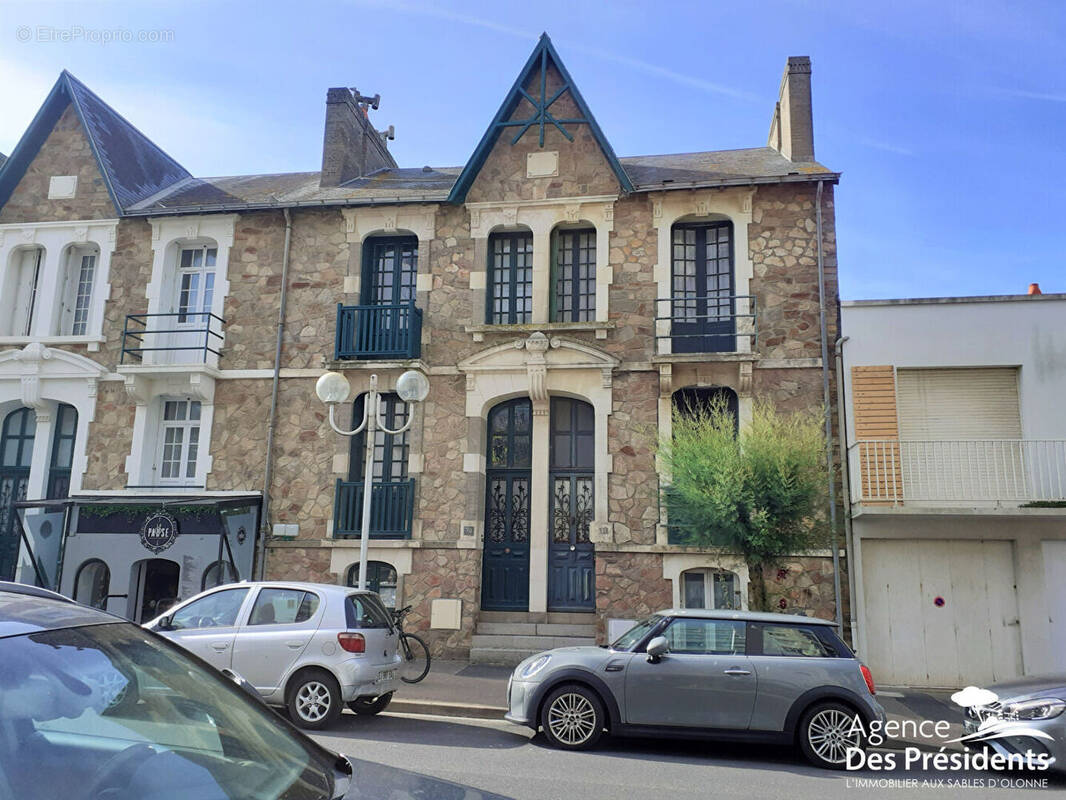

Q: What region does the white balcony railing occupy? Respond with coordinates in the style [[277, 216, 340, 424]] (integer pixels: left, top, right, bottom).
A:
[[849, 439, 1066, 505]]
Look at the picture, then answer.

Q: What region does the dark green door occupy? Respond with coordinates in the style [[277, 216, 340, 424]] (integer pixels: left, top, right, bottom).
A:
[[548, 398, 596, 611], [481, 399, 532, 611], [0, 408, 35, 580]]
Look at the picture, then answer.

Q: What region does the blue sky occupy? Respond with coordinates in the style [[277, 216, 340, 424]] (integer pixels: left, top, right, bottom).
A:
[[0, 0, 1063, 300]]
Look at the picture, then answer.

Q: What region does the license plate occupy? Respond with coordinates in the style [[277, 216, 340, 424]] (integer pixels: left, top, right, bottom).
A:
[[377, 670, 395, 684]]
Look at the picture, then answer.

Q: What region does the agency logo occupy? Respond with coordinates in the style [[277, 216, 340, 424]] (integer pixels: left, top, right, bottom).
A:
[[140, 511, 179, 554]]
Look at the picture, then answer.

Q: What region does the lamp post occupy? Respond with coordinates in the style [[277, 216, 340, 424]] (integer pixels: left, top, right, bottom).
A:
[[315, 369, 430, 590]]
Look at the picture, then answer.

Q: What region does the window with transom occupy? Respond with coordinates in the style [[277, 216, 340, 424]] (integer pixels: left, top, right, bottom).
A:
[[551, 228, 596, 322], [157, 399, 201, 483]]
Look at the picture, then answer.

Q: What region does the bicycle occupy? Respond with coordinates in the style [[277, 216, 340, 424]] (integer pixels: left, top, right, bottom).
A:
[[392, 605, 431, 684]]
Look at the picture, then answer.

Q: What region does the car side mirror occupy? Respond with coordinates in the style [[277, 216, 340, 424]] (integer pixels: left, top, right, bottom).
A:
[[646, 635, 669, 664], [156, 615, 173, 631]]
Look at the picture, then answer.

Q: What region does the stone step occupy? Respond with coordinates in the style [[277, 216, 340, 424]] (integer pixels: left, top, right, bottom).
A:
[[475, 621, 539, 636], [474, 621, 598, 637], [478, 610, 597, 625], [470, 647, 551, 667], [471, 634, 594, 651]]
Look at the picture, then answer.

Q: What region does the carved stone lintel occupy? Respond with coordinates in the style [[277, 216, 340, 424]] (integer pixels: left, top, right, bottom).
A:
[[695, 199, 711, 217], [73, 225, 89, 243], [383, 213, 397, 232], [602, 203, 614, 223], [738, 362, 753, 396], [658, 363, 673, 397], [565, 203, 580, 223], [20, 228, 35, 243], [652, 199, 663, 220], [466, 373, 477, 393], [502, 207, 518, 226]]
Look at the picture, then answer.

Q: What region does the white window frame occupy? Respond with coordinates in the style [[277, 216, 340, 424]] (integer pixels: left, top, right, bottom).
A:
[[155, 398, 202, 486], [59, 245, 99, 336], [681, 568, 742, 610], [0, 219, 117, 347]]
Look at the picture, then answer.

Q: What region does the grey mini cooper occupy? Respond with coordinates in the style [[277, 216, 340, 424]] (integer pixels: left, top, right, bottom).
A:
[[505, 609, 885, 769]]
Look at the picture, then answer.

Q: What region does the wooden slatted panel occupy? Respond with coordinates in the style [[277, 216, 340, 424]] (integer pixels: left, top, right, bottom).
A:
[[851, 366, 900, 503], [896, 368, 1022, 500]]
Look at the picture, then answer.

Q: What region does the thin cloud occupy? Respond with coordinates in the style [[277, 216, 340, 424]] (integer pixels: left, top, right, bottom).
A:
[[857, 137, 914, 156], [349, 0, 758, 102]]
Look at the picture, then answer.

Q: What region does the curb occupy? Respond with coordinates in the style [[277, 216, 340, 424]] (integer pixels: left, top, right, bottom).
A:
[[389, 698, 508, 720]]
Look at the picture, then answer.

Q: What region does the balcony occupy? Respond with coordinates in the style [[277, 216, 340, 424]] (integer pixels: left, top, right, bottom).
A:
[[850, 439, 1066, 506], [654, 294, 756, 357], [121, 312, 225, 365], [335, 302, 422, 361], [333, 478, 415, 539]]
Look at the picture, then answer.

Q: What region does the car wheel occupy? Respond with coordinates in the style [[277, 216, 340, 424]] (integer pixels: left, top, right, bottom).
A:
[[798, 701, 864, 770], [539, 684, 605, 750], [287, 669, 341, 730], [347, 692, 393, 716]]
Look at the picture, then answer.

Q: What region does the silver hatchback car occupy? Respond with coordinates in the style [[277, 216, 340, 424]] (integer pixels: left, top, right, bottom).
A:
[[506, 608, 885, 769], [147, 581, 401, 729]]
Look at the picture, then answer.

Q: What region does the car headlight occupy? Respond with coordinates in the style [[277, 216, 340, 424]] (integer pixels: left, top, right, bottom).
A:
[[1002, 698, 1066, 721], [519, 655, 551, 679]]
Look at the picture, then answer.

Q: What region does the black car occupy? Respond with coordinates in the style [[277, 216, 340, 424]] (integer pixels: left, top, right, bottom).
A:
[[0, 581, 507, 800]]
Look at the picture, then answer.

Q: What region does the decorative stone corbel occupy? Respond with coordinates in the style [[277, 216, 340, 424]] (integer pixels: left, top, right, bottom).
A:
[[73, 225, 89, 243], [502, 207, 518, 227], [695, 198, 711, 217], [738, 362, 753, 396], [465, 373, 477, 393], [565, 203, 580, 223], [524, 332, 550, 413], [658, 363, 673, 397], [124, 374, 152, 406], [601, 367, 613, 389]]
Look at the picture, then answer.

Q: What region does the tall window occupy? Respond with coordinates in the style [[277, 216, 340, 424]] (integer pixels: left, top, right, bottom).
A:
[[47, 403, 77, 499], [1, 408, 36, 469], [158, 399, 201, 483], [177, 246, 217, 324], [670, 221, 735, 353], [0, 408, 35, 581], [552, 228, 596, 322], [363, 236, 417, 306], [350, 393, 409, 481], [59, 246, 98, 336], [487, 231, 533, 324], [5, 247, 44, 336], [672, 386, 739, 434]]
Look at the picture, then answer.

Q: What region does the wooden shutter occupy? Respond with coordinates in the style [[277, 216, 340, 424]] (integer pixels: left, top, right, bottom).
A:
[[851, 366, 900, 503]]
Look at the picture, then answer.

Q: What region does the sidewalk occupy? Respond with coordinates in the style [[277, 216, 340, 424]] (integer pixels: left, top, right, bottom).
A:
[[389, 662, 966, 751]]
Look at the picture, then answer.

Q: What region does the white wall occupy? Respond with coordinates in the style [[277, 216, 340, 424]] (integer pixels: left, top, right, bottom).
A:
[[841, 294, 1066, 444]]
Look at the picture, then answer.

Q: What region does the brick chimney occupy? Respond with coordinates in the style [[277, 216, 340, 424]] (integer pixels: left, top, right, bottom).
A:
[[767, 56, 815, 162], [320, 88, 397, 187]]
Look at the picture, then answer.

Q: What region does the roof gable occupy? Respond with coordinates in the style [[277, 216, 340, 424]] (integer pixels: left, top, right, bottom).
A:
[[0, 71, 190, 214], [447, 34, 633, 203]]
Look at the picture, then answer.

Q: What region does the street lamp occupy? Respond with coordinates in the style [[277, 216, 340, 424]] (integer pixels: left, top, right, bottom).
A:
[[315, 369, 430, 590]]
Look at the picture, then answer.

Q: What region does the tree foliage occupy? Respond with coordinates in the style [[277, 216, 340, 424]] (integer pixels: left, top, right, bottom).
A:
[[661, 398, 828, 610]]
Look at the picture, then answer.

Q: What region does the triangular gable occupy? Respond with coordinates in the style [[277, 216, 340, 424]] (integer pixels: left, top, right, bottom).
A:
[[0, 71, 190, 214], [447, 34, 633, 203]]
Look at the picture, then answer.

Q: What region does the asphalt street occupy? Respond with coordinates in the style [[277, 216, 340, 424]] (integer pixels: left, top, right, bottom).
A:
[[311, 711, 1065, 800]]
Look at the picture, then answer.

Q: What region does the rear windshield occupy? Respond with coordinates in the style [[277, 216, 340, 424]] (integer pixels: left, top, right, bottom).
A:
[[345, 593, 393, 630]]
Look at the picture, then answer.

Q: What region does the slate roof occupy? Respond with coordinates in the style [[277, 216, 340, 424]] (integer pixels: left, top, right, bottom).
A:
[[0, 153, 6, 169], [621, 147, 835, 190], [0, 71, 190, 213]]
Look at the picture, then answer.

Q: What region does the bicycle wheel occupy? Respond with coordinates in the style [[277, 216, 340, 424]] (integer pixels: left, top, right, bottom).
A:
[[398, 633, 431, 684]]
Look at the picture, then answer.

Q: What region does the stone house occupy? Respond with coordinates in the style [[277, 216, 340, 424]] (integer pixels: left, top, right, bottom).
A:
[[0, 36, 842, 661]]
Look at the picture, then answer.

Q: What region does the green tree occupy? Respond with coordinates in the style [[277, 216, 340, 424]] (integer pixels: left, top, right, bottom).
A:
[[661, 398, 828, 611]]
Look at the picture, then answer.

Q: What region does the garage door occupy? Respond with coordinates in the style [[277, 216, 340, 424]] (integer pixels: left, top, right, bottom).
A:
[[1044, 541, 1066, 669], [861, 539, 1022, 687]]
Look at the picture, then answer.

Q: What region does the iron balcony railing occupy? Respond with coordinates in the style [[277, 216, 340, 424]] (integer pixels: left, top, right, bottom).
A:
[[121, 312, 225, 365], [333, 478, 415, 539], [335, 302, 423, 360], [850, 439, 1066, 505], [654, 294, 757, 354]]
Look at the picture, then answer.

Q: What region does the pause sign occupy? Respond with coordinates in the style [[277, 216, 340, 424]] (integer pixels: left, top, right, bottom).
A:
[[140, 512, 179, 553]]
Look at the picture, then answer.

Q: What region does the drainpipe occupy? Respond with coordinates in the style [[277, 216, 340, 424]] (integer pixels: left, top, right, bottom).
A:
[[814, 179, 843, 631], [834, 335, 860, 645], [257, 208, 293, 579]]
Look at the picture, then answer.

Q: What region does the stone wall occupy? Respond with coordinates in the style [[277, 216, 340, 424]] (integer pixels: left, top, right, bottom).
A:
[[607, 371, 659, 546], [207, 379, 272, 491], [225, 211, 289, 370], [762, 554, 847, 624], [594, 551, 673, 642], [81, 380, 135, 490], [0, 105, 116, 224], [402, 547, 481, 659], [265, 544, 334, 584], [415, 374, 467, 543]]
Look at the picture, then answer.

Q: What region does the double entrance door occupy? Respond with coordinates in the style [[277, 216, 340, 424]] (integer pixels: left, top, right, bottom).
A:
[[481, 398, 596, 612]]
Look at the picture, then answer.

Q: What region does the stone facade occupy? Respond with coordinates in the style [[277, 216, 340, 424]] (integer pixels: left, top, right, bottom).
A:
[[0, 45, 847, 658]]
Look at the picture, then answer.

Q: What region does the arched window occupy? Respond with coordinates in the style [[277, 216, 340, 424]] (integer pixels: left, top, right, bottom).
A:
[[2, 247, 44, 336], [47, 403, 77, 499], [73, 559, 110, 610], [176, 244, 217, 323], [670, 220, 735, 353], [487, 229, 533, 324], [0, 408, 36, 580], [681, 568, 740, 610], [346, 561, 399, 608], [551, 226, 595, 322], [201, 559, 239, 591], [673, 386, 739, 435]]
